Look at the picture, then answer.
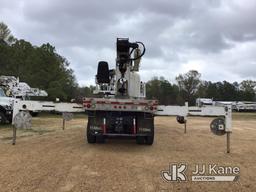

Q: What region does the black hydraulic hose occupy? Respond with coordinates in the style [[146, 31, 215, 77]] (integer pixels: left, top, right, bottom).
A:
[[129, 41, 146, 61]]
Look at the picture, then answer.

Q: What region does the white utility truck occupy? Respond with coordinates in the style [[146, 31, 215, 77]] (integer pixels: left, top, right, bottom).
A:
[[12, 38, 232, 152], [0, 76, 47, 124]]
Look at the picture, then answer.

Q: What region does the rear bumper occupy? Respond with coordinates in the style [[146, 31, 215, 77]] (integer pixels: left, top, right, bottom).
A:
[[92, 133, 150, 137]]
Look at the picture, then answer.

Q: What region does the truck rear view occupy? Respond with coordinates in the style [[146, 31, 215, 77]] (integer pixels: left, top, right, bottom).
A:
[[84, 38, 157, 144]]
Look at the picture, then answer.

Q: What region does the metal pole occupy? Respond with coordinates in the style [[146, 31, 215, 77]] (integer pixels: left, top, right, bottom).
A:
[[12, 126, 16, 145], [227, 132, 231, 153], [62, 119, 65, 130], [184, 121, 187, 134], [103, 118, 106, 134]]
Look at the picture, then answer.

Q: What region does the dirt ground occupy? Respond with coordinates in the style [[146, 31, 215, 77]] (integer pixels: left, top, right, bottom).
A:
[[0, 113, 255, 192]]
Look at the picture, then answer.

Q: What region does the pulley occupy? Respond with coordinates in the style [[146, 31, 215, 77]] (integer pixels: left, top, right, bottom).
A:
[[176, 116, 186, 124], [210, 118, 226, 136]]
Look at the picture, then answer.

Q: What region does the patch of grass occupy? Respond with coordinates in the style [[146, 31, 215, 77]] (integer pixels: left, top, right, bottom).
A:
[[21, 128, 55, 134], [0, 124, 13, 129]]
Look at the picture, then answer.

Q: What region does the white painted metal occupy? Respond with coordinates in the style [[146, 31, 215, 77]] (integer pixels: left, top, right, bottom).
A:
[[155, 103, 232, 132], [188, 106, 226, 116], [11, 99, 233, 153], [12, 100, 232, 132], [156, 103, 189, 117], [12, 100, 84, 123], [225, 105, 232, 132], [83, 97, 158, 113]]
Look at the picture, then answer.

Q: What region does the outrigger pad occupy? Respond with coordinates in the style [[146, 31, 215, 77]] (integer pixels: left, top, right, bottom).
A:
[[210, 118, 226, 136], [62, 112, 73, 121], [176, 116, 186, 124], [13, 111, 32, 129]]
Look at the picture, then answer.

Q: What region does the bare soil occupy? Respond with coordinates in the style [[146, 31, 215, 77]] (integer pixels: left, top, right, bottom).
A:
[[0, 114, 255, 192]]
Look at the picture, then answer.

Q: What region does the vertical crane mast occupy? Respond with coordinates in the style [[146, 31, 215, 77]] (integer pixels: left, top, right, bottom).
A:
[[115, 38, 146, 98], [93, 38, 146, 98]]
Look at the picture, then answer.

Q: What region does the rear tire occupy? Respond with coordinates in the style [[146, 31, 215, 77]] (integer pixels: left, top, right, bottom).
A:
[[0, 112, 7, 124], [145, 135, 154, 145], [96, 135, 105, 143], [87, 122, 96, 143], [145, 125, 154, 145], [136, 136, 145, 144], [30, 112, 39, 117]]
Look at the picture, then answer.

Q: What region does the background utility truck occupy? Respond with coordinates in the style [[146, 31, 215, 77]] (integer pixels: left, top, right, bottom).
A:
[[0, 76, 47, 124]]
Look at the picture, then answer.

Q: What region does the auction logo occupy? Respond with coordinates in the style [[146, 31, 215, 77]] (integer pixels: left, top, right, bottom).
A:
[[161, 163, 240, 182], [161, 163, 187, 182]]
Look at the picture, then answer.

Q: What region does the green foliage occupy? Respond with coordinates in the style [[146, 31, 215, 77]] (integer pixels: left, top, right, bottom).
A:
[[0, 22, 15, 44], [239, 80, 256, 101], [0, 22, 78, 101], [146, 77, 181, 105], [146, 73, 256, 105], [74, 86, 95, 102], [176, 70, 201, 105]]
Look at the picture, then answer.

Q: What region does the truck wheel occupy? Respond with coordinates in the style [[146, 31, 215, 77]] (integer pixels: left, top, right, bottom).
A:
[[87, 130, 96, 143], [96, 135, 105, 143], [0, 112, 7, 124], [136, 136, 145, 144], [145, 135, 154, 145], [7, 116, 12, 124], [30, 112, 39, 117], [87, 123, 96, 143]]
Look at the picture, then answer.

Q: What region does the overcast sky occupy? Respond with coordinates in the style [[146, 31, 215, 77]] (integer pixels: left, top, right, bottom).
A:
[[1, 0, 256, 85]]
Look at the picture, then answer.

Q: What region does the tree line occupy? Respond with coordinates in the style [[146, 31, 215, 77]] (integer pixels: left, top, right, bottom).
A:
[[1, 22, 255, 104], [146, 71, 256, 105], [0, 22, 78, 101]]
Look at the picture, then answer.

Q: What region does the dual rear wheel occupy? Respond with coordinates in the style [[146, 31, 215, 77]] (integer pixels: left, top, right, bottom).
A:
[[87, 124, 154, 145], [86, 112, 154, 145], [136, 135, 154, 145]]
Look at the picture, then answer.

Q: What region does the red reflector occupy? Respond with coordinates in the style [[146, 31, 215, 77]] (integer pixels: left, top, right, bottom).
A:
[[111, 102, 120, 104], [150, 106, 153, 110], [124, 102, 133, 105], [119, 106, 122, 109], [96, 101, 105, 104], [114, 106, 117, 109], [87, 104, 91, 108], [123, 106, 126, 109]]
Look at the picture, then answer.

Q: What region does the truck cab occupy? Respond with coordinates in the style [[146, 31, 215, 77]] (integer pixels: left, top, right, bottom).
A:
[[0, 87, 13, 124]]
